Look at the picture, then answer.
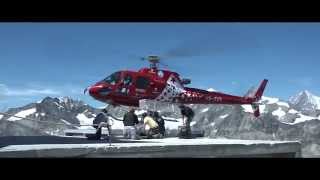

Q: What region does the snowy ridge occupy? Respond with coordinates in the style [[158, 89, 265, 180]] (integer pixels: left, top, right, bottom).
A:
[[289, 90, 320, 111], [260, 105, 266, 113], [283, 113, 320, 125], [261, 96, 289, 108], [54, 102, 64, 109], [261, 96, 279, 104], [288, 109, 299, 114], [60, 119, 71, 125], [272, 107, 286, 119], [241, 105, 253, 113], [0, 114, 3, 120], [58, 97, 70, 104], [277, 102, 289, 108], [219, 114, 229, 119], [7, 108, 37, 121], [294, 114, 317, 124]]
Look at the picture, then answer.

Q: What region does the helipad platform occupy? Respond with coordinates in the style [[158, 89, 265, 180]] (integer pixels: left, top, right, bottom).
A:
[[0, 137, 301, 158]]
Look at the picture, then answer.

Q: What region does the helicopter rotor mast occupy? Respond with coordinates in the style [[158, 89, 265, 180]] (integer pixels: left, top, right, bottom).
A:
[[141, 55, 166, 70], [147, 55, 160, 69]]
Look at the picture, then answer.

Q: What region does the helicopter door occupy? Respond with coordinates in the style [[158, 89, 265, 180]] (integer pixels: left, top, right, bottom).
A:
[[135, 76, 150, 98], [116, 73, 135, 97]]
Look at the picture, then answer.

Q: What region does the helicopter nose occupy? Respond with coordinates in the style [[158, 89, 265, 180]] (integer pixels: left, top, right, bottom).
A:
[[88, 84, 112, 97], [88, 85, 101, 96]]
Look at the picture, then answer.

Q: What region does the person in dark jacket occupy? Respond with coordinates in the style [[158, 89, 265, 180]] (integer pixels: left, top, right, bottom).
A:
[[178, 105, 194, 139], [123, 108, 139, 139], [154, 111, 165, 137], [87, 109, 112, 141]]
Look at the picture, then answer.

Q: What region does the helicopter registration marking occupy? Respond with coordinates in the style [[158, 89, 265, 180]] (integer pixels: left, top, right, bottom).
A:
[[206, 96, 222, 102]]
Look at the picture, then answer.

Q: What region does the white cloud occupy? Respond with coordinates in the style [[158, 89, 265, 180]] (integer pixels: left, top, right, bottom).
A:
[[207, 88, 217, 92], [0, 84, 61, 97]]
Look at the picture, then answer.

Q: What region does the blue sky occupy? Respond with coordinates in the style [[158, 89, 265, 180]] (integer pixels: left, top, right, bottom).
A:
[[0, 23, 319, 111]]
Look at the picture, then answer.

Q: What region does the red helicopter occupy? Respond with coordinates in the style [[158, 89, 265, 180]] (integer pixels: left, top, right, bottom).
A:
[[85, 55, 268, 117]]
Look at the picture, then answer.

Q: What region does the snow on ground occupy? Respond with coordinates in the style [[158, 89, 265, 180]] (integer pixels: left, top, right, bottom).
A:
[[76, 113, 94, 126], [261, 96, 279, 104], [201, 108, 209, 113], [0, 114, 3, 120], [78, 126, 95, 130], [272, 107, 286, 119], [277, 102, 290, 108], [40, 113, 45, 116], [7, 108, 37, 121], [241, 105, 253, 113], [165, 121, 181, 130], [288, 109, 299, 114], [293, 114, 318, 124], [0, 138, 299, 152], [282, 113, 320, 125], [109, 119, 124, 130], [162, 116, 182, 130], [162, 116, 182, 121], [260, 105, 266, 113], [219, 114, 229, 119], [242, 104, 266, 114]]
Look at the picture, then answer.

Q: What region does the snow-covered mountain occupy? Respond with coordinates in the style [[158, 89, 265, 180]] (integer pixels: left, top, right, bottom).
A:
[[2, 90, 320, 157], [289, 90, 320, 117], [0, 97, 98, 136]]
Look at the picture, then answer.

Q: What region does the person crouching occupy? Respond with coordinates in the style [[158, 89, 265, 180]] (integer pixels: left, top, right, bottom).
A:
[[143, 111, 162, 139]]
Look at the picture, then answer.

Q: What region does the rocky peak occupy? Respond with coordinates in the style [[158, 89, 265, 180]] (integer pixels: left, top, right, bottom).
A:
[[289, 90, 320, 115]]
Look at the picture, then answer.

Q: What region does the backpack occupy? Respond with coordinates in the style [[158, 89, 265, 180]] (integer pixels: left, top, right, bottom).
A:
[[157, 117, 165, 135], [93, 113, 106, 129]]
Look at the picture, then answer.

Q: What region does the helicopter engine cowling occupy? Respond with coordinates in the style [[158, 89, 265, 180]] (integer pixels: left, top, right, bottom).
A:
[[181, 78, 191, 85]]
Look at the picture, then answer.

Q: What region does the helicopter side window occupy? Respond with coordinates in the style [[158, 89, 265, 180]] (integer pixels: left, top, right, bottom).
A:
[[123, 75, 133, 86], [117, 74, 133, 95], [136, 76, 149, 89], [103, 72, 120, 85]]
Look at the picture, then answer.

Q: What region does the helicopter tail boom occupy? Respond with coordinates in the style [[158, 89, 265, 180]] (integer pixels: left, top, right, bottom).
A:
[[253, 79, 268, 101], [248, 79, 268, 117]]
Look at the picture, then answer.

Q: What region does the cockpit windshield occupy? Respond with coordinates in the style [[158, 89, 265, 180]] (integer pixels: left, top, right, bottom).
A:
[[102, 72, 121, 85]]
